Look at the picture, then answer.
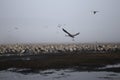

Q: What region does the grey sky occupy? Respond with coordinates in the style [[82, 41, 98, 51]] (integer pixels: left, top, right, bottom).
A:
[[0, 0, 120, 44]]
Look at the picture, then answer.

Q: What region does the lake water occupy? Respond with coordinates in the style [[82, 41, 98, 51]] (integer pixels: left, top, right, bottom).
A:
[[0, 64, 120, 80]]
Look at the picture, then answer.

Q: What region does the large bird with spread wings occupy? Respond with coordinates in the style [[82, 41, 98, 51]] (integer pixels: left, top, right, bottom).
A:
[[62, 28, 80, 40]]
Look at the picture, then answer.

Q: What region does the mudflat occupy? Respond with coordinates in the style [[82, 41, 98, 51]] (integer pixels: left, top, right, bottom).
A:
[[0, 43, 120, 70]]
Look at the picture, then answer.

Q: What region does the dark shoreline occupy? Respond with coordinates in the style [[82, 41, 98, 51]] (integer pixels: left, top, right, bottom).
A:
[[0, 52, 120, 70], [0, 43, 120, 70]]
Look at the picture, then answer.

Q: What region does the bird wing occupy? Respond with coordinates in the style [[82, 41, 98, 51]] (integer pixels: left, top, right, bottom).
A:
[[93, 11, 99, 14], [73, 32, 80, 36], [62, 28, 71, 35], [94, 11, 96, 14]]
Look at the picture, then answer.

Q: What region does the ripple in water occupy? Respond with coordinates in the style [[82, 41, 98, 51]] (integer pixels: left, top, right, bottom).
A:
[[0, 64, 120, 80]]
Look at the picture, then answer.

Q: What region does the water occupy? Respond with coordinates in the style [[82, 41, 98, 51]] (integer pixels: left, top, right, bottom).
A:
[[0, 64, 120, 80]]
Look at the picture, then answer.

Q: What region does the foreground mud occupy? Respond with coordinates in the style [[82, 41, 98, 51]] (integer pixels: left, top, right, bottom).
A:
[[0, 43, 120, 70]]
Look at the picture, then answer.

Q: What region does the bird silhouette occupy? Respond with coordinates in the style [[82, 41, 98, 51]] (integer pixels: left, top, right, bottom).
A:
[[62, 28, 80, 41], [93, 11, 99, 14]]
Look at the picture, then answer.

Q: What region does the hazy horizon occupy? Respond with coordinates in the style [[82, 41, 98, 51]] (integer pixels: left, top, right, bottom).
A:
[[0, 0, 120, 44]]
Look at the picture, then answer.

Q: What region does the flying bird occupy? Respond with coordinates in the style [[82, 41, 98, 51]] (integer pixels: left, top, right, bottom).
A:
[[62, 28, 80, 40], [93, 11, 99, 14]]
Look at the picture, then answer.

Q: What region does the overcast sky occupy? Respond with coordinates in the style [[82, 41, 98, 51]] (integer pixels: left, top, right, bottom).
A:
[[0, 0, 120, 44]]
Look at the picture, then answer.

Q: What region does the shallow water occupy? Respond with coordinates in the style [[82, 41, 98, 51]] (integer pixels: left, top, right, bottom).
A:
[[0, 64, 120, 80]]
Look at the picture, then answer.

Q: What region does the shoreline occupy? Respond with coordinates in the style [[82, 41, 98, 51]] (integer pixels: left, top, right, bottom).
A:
[[0, 43, 120, 70], [0, 53, 120, 70], [0, 43, 120, 55]]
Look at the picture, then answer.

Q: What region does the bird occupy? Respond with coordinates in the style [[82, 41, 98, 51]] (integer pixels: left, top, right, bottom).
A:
[[62, 28, 80, 41], [93, 11, 99, 14]]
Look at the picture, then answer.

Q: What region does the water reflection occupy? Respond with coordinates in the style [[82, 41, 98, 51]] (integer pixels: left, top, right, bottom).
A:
[[0, 64, 120, 80]]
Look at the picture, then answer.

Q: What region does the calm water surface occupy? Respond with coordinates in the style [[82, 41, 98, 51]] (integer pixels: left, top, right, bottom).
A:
[[0, 64, 120, 80]]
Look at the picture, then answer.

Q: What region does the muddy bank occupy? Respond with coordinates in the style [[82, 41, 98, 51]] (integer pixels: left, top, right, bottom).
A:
[[0, 43, 120, 70], [0, 53, 120, 70]]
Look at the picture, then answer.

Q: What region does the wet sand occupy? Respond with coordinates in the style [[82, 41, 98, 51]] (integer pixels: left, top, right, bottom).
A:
[[0, 43, 120, 70], [1, 66, 120, 80], [0, 53, 120, 70]]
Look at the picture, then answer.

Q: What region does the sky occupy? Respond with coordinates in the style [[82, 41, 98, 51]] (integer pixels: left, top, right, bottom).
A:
[[0, 0, 120, 44]]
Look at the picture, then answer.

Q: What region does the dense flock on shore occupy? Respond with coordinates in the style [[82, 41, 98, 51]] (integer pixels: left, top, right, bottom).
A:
[[0, 43, 120, 56]]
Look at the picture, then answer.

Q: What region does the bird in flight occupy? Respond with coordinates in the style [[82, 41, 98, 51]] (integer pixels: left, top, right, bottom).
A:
[[62, 28, 80, 41], [93, 11, 99, 14]]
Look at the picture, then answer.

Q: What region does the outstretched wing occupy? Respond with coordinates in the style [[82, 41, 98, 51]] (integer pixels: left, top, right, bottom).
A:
[[73, 32, 80, 36], [62, 28, 71, 35]]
